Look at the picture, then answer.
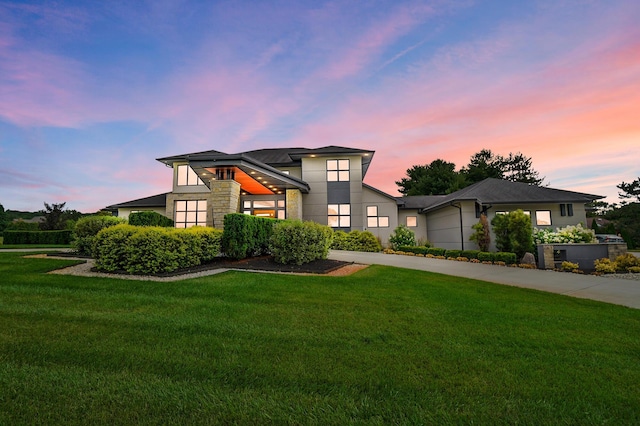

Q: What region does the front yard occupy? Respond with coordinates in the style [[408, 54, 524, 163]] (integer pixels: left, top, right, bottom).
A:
[[1, 252, 639, 424]]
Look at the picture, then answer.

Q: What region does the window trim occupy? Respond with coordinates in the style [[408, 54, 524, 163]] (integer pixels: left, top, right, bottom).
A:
[[406, 216, 418, 227], [174, 199, 207, 228], [535, 210, 552, 226], [328, 203, 351, 228]]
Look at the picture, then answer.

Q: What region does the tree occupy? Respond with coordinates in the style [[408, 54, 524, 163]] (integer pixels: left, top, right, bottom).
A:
[[502, 152, 545, 185], [0, 203, 7, 233], [490, 210, 534, 258], [461, 149, 544, 186], [40, 202, 67, 230], [469, 213, 491, 251], [617, 177, 640, 203], [461, 149, 504, 184], [396, 159, 467, 196]]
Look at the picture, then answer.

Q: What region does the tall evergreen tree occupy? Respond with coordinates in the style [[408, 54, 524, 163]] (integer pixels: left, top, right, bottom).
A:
[[396, 159, 467, 196]]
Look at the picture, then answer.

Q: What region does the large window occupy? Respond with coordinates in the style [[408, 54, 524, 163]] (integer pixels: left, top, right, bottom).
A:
[[327, 159, 350, 182], [328, 204, 350, 228], [242, 199, 285, 219], [177, 165, 205, 186], [175, 200, 207, 228], [536, 210, 552, 226], [366, 206, 389, 228]]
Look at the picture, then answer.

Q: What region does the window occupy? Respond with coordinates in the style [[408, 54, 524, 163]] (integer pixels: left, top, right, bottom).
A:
[[175, 200, 207, 228], [536, 210, 552, 226], [328, 204, 350, 227], [327, 159, 350, 182], [242, 199, 285, 218], [366, 205, 389, 228], [560, 203, 574, 217], [177, 165, 205, 186], [406, 216, 417, 227]]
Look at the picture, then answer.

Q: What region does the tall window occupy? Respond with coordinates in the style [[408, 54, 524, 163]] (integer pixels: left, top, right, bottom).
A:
[[327, 159, 350, 182], [367, 205, 389, 228], [328, 204, 350, 227], [177, 165, 205, 186], [175, 200, 207, 228]]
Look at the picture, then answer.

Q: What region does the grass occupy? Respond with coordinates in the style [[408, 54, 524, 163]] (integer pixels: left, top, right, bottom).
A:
[[1, 252, 639, 424]]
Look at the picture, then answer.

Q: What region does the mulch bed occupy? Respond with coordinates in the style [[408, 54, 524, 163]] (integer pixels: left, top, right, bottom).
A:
[[49, 252, 351, 277]]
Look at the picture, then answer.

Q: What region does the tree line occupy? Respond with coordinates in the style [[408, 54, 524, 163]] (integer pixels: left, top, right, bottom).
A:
[[396, 149, 545, 196]]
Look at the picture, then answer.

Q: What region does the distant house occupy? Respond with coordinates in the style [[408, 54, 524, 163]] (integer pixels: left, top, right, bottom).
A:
[[106, 146, 603, 249]]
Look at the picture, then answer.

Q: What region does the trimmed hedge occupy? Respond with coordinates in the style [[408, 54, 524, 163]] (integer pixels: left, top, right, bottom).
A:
[[93, 225, 223, 274], [444, 249, 462, 259], [270, 220, 333, 265], [128, 211, 174, 227], [221, 213, 277, 259], [2, 230, 73, 245], [332, 230, 382, 252], [477, 252, 493, 262], [398, 245, 429, 255], [426, 247, 446, 256], [72, 215, 126, 256], [460, 250, 481, 260], [495, 252, 517, 264]]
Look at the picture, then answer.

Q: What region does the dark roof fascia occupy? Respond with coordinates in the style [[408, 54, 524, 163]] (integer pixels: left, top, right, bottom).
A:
[[156, 149, 228, 166], [106, 192, 169, 209], [189, 155, 311, 193]]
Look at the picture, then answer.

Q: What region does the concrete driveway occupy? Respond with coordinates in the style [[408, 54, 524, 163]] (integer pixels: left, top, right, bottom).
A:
[[328, 250, 640, 310]]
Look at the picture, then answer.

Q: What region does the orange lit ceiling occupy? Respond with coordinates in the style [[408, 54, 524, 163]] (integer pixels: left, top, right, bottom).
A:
[[204, 167, 278, 195]]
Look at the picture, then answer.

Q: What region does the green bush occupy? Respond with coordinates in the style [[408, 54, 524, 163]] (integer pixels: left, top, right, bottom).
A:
[[461, 250, 481, 259], [445, 249, 462, 259], [222, 214, 277, 259], [72, 215, 126, 256], [491, 210, 534, 259], [270, 220, 333, 265], [128, 211, 174, 227], [494, 252, 517, 265], [478, 252, 494, 262], [93, 225, 223, 274], [398, 246, 429, 255], [331, 230, 382, 252], [93, 225, 139, 272], [388, 225, 416, 251], [2, 230, 73, 245], [426, 247, 446, 256]]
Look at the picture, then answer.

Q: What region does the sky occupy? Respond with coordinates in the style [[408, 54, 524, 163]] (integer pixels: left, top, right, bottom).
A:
[[1, 0, 639, 213]]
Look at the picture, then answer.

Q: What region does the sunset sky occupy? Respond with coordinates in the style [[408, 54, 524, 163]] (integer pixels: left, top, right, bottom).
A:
[[1, 0, 639, 213]]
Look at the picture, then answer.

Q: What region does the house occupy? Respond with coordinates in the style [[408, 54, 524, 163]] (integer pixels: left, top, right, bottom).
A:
[[106, 146, 603, 249]]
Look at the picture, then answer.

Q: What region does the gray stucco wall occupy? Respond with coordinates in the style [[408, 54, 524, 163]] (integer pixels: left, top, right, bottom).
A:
[[426, 201, 478, 250], [361, 186, 399, 245]]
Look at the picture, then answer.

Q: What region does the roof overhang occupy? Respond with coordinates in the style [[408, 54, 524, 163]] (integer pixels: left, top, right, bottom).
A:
[[189, 155, 310, 195]]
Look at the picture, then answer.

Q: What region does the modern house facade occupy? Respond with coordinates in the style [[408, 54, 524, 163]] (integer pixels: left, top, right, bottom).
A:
[[107, 146, 603, 250]]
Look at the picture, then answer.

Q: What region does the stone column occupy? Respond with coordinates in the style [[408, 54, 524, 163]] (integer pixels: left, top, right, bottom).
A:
[[541, 244, 554, 269], [286, 189, 303, 220], [210, 180, 241, 229]]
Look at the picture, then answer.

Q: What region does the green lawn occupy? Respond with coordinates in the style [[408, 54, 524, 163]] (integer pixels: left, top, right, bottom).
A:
[[1, 252, 639, 424]]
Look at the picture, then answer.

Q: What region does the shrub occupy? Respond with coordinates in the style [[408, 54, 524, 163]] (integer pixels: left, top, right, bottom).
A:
[[72, 215, 126, 256], [614, 253, 640, 272], [398, 246, 429, 255], [461, 250, 481, 260], [331, 230, 382, 252], [222, 214, 277, 259], [594, 258, 617, 274], [469, 214, 491, 251], [477, 251, 493, 262], [444, 249, 462, 259], [128, 211, 174, 227], [533, 223, 596, 244], [561, 261, 580, 272], [491, 210, 534, 259], [494, 252, 517, 265], [388, 225, 415, 251], [2, 230, 73, 245], [426, 247, 446, 256], [93, 225, 223, 273], [93, 225, 138, 272], [270, 220, 333, 265]]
